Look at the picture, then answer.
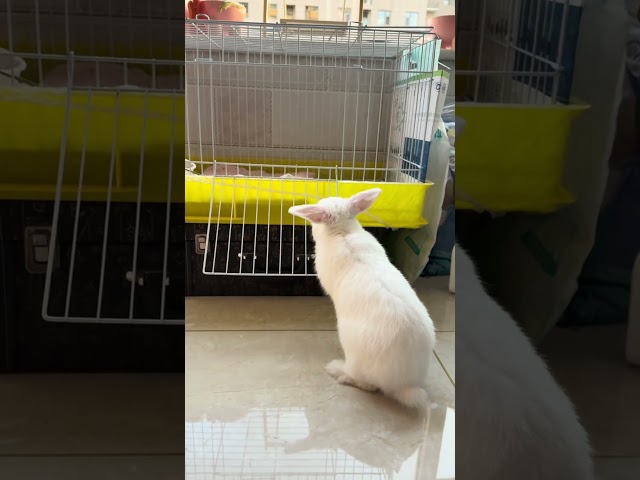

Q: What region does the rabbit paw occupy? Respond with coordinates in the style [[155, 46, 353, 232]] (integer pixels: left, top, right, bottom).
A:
[[325, 359, 347, 378], [325, 359, 378, 392]]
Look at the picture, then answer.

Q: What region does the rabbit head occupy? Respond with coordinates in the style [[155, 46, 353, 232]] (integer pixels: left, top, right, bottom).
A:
[[288, 188, 382, 229]]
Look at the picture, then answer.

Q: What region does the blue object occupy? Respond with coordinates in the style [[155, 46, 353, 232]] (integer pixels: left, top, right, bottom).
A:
[[402, 138, 431, 182], [515, 0, 583, 103], [422, 168, 456, 277]]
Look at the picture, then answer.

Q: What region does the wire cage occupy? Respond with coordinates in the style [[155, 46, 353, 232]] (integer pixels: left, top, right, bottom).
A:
[[0, 0, 184, 324], [456, 0, 583, 105], [185, 20, 447, 276], [454, 0, 589, 213]]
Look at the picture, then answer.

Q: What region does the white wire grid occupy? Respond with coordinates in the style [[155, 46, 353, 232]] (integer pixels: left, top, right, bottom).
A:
[[185, 21, 441, 276], [1, 0, 184, 324], [186, 20, 435, 58], [456, 0, 579, 104], [1, 0, 184, 90]]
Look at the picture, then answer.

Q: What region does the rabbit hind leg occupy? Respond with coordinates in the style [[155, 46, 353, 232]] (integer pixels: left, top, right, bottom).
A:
[[325, 359, 379, 392]]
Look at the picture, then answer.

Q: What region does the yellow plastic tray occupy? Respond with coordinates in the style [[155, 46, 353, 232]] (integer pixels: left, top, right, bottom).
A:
[[0, 86, 183, 202], [185, 174, 433, 229], [455, 102, 589, 213]]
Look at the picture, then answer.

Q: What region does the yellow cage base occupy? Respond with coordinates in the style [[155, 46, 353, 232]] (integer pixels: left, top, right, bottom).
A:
[[455, 102, 589, 213], [185, 175, 433, 229], [0, 87, 183, 203]]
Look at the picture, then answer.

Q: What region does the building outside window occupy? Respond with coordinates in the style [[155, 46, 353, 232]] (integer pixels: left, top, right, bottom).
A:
[[305, 6, 319, 21], [240, 1, 440, 25], [338, 7, 352, 23], [286, 4, 295, 19], [362, 9, 370, 26], [268, 3, 278, 20], [405, 11, 418, 26], [376, 10, 391, 26]]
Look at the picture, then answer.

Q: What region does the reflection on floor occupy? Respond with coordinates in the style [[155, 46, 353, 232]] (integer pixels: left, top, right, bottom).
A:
[[186, 276, 455, 479], [541, 324, 640, 480]]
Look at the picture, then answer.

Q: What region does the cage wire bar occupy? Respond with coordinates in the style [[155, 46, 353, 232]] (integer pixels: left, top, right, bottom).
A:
[[185, 20, 441, 276], [456, 0, 576, 105], [1, 0, 184, 324]]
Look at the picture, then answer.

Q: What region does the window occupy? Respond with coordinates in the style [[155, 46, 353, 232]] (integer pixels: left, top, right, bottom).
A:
[[363, 9, 370, 26], [405, 12, 418, 26], [305, 6, 319, 21], [286, 5, 295, 19], [268, 3, 277, 20], [376, 10, 391, 26], [338, 7, 352, 23], [240, 2, 248, 15]]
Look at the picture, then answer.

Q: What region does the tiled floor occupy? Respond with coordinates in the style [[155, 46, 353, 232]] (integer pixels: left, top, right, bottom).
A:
[[185, 276, 456, 479], [540, 324, 640, 480], [0, 373, 184, 478], [3, 281, 636, 479]]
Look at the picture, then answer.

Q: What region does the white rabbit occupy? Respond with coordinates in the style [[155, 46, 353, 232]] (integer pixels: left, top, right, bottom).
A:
[[456, 245, 594, 480], [289, 188, 436, 410]]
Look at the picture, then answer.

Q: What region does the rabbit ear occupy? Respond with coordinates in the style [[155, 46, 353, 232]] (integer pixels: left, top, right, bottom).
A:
[[288, 204, 330, 224], [348, 188, 382, 216]]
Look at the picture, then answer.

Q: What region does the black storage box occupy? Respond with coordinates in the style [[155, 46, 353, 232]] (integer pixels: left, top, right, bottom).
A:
[[185, 223, 388, 296], [0, 200, 184, 373]]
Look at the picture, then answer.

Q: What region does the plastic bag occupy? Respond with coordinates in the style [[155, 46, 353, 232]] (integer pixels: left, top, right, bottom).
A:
[[384, 117, 451, 283]]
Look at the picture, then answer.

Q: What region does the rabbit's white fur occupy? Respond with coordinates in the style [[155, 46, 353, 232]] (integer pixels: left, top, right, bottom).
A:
[[456, 245, 594, 480], [289, 188, 435, 410]]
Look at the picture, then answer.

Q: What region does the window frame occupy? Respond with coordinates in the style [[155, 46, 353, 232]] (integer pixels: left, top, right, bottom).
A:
[[304, 5, 320, 21], [285, 3, 295, 19], [376, 10, 391, 26], [405, 11, 419, 27], [362, 9, 370, 26], [267, 2, 278, 20]]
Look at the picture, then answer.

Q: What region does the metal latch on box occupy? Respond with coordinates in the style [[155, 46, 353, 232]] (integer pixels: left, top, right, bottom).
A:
[[25, 226, 56, 274], [195, 234, 207, 255], [125, 270, 170, 287]]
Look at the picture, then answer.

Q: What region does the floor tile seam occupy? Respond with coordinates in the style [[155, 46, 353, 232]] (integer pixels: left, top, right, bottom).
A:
[[434, 351, 455, 388]]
